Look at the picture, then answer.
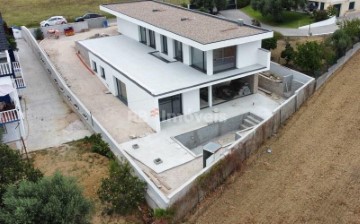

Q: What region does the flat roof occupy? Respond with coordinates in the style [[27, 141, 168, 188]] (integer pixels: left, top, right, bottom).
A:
[[101, 1, 268, 45], [79, 35, 266, 97]]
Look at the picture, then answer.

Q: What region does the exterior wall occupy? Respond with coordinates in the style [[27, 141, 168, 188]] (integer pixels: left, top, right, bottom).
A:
[[155, 32, 162, 52], [117, 18, 139, 41], [89, 52, 161, 132], [316, 0, 360, 16], [167, 37, 175, 58], [182, 89, 200, 115], [183, 43, 191, 65], [2, 122, 21, 143], [236, 40, 261, 68]]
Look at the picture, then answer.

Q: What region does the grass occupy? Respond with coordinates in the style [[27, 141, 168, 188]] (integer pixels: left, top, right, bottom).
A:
[[2, 0, 188, 27], [241, 5, 314, 28]]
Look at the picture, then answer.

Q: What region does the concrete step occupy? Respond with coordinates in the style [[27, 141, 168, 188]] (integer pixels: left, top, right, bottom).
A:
[[240, 124, 250, 130], [247, 114, 262, 123], [243, 118, 257, 127]]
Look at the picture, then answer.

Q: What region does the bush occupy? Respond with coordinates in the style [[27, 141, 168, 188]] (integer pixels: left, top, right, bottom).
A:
[[84, 134, 114, 159], [0, 144, 42, 204], [294, 41, 324, 76], [0, 172, 93, 224], [237, 0, 250, 8], [340, 18, 360, 43], [313, 10, 329, 22], [273, 31, 283, 40], [153, 208, 175, 220], [327, 5, 337, 17], [34, 28, 44, 40], [98, 160, 147, 215], [251, 19, 261, 27], [281, 40, 295, 65], [330, 29, 352, 58], [262, 37, 277, 50]]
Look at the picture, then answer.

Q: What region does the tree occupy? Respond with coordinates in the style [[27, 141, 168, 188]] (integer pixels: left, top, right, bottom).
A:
[[281, 41, 295, 65], [294, 41, 324, 76], [0, 144, 42, 204], [0, 172, 93, 224], [98, 160, 147, 215], [340, 19, 360, 44], [251, 0, 306, 22]]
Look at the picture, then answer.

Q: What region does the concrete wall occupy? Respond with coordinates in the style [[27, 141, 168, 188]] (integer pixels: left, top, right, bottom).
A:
[[21, 26, 169, 209], [40, 21, 88, 37], [182, 89, 200, 115], [299, 16, 336, 29], [2, 122, 21, 143], [236, 40, 261, 68], [88, 52, 160, 132], [75, 41, 90, 66], [86, 17, 107, 29], [117, 18, 139, 41]]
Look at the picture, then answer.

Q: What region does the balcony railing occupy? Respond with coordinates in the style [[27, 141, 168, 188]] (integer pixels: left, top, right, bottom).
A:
[[12, 62, 26, 89], [0, 63, 11, 76], [0, 109, 19, 124]]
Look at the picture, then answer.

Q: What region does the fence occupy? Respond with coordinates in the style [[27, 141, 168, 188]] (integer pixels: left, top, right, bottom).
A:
[[316, 42, 360, 90], [21, 26, 169, 209]]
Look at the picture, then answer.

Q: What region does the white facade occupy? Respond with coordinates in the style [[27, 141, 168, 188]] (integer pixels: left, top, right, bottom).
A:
[[79, 1, 273, 132]]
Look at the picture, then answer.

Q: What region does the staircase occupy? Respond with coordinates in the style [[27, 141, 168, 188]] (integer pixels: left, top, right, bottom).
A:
[[240, 113, 263, 130]]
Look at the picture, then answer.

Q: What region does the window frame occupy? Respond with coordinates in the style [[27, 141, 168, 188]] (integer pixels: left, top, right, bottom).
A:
[[161, 35, 168, 54], [92, 61, 97, 73], [100, 66, 106, 79]]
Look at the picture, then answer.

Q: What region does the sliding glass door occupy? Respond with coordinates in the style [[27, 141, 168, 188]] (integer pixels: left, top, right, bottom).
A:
[[213, 46, 236, 73], [159, 94, 182, 121], [116, 78, 128, 105]]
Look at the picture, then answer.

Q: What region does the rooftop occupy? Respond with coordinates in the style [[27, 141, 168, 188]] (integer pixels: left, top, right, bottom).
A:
[[78, 35, 267, 96], [101, 1, 268, 45]]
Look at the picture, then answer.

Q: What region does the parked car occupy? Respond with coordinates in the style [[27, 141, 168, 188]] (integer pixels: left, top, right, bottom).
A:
[[40, 16, 67, 27], [75, 13, 103, 22]]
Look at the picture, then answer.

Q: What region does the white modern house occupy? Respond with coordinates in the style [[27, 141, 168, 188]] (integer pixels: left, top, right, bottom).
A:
[[0, 16, 26, 145], [309, 0, 360, 16], [77, 0, 273, 132]]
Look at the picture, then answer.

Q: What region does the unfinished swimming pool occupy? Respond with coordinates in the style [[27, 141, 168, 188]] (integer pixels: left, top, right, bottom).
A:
[[173, 112, 263, 155]]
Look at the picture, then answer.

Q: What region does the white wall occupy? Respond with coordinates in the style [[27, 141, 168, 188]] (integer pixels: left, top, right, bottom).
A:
[[299, 16, 336, 29], [2, 122, 21, 143], [89, 53, 161, 132], [236, 40, 261, 68], [183, 43, 191, 65], [117, 18, 139, 41], [155, 32, 162, 52], [182, 89, 200, 115]]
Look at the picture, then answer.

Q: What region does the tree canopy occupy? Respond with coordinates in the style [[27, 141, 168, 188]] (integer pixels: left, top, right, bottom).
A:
[[251, 0, 306, 21], [294, 41, 324, 75], [0, 144, 42, 204], [0, 172, 93, 224]]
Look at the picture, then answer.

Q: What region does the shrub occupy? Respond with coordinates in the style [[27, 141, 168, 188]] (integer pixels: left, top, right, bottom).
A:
[[0, 172, 93, 224], [251, 19, 261, 27], [153, 208, 175, 220], [294, 41, 324, 76], [34, 28, 44, 40], [262, 37, 277, 50], [98, 160, 147, 215], [340, 19, 360, 43], [237, 0, 250, 8], [313, 10, 329, 22], [330, 29, 352, 58], [273, 31, 283, 40], [84, 134, 114, 159], [0, 144, 42, 204], [281, 40, 295, 65], [327, 5, 337, 17], [180, 2, 188, 8]]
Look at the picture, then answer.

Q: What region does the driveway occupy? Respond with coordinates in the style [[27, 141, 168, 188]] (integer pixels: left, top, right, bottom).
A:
[[17, 39, 91, 151], [219, 9, 338, 36]]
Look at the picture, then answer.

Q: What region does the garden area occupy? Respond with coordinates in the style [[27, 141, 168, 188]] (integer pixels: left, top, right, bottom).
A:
[[0, 135, 175, 224]]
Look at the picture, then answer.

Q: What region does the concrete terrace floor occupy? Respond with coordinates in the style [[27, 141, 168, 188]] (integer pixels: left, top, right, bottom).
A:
[[39, 26, 153, 145], [18, 39, 91, 151]]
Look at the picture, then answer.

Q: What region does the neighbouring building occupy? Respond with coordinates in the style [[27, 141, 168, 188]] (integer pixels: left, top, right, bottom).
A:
[[308, 0, 360, 17], [0, 15, 26, 146], [77, 0, 273, 132]]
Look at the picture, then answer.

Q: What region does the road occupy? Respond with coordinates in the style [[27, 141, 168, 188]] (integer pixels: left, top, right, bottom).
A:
[[17, 39, 91, 151]]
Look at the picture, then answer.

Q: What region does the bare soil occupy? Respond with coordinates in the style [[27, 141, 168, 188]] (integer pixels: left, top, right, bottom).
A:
[[188, 51, 360, 223], [30, 142, 142, 224]]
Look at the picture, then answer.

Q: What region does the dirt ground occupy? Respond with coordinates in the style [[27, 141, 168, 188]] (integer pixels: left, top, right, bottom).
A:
[[30, 142, 141, 224], [188, 52, 360, 223]]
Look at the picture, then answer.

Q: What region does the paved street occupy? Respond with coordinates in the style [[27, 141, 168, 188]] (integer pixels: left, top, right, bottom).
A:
[[17, 39, 91, 151]]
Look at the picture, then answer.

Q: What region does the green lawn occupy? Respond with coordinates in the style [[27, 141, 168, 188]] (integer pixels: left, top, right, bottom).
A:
[[241, 6, 314, 28], [2, 0, 188, 27]]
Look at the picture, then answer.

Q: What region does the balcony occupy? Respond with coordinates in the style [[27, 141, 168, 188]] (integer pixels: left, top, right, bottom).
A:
[[12, 62, 26, 89], [0, 109, 20, 124], [0, 63, 11, 76]]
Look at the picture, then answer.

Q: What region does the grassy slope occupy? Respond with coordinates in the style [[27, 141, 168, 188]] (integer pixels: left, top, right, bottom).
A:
[[241, 5, 313, 28], [2, 0, 188, 27]]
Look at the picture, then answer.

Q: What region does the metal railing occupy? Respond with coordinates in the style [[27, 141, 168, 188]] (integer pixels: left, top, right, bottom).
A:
[[0, 109, 19, 124], [14, 77, 26, 89], [0, 63, 11, 76]]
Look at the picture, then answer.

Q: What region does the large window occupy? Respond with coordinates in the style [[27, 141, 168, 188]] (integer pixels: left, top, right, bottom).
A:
[[100, 66, 106, 79], [174, 40, 183, 62], [116, 78, 128, 105], [149, 30, 156, 49], [191, 47, 207, 73], [349, 2, 355, 10], [139, 26, 147, 44], [159, 94, 182, 121], [161, 35, 168, 54], [92, 61, 97, 73], [213, 46, 236, 73]]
